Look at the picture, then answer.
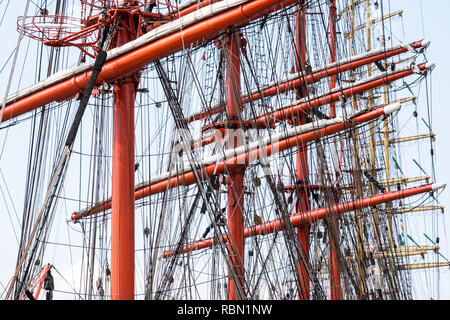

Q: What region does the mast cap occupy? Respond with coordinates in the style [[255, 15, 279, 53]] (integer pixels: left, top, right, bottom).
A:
[[384, 103, 402, 115], [431, 182, 446, 191], [425, 62, 436, 70], [421, 40, 431, 48]]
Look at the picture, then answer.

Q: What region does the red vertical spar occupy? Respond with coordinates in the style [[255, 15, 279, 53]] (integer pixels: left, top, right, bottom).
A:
[[328, 0, 342, 300], [225, 31, 246, 300], [329, 0, 337, 119], [295, 1, 311, 300], [18, 264, 52, 300], [111, 14, 138, 300], [33, 264, 52, 300]]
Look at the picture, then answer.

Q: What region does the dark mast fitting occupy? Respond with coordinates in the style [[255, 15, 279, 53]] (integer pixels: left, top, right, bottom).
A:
[[1, 0, 447, 301]]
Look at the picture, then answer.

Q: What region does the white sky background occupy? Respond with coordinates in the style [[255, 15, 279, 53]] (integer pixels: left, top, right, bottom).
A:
[[0, 0, 448, 300]]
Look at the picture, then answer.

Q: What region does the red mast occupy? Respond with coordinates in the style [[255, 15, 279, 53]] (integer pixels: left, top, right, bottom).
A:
[[329, 0, 337, 119], [8, 0, 440, 301], [225, 31, 246, 300], [111, 9, 139, 301], [295, 0, 311, 300], [328, 0, 342, 300]]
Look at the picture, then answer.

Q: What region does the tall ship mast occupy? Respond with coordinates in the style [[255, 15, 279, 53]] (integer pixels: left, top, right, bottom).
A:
[[0, 0, 447, 300]]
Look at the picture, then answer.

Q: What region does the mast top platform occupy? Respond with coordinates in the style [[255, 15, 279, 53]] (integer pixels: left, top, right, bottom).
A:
[[80, 0, 178, 13], [17, 0, 178, 58]]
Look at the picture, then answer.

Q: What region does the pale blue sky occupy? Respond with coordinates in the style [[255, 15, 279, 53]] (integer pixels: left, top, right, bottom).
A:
[[388, 0, 450, 299]]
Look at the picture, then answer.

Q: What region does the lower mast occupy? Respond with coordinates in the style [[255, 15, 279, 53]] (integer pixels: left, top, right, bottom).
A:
[[225, 30, 246, 300], [111, 15, 139, 300], [295, 1, 311, 300]]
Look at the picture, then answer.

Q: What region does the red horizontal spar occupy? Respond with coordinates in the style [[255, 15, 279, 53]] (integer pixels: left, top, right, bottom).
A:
[[252, 62, 433, 127], [161, 182, 445, 258], [0, 0, 298, 122], [194, 61, 433, 148], [186, 40, 430, 123], [71, 103, 399, 221]]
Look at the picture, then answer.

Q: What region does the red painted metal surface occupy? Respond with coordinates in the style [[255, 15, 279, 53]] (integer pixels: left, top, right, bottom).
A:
[[19, 264, 52, 300], [161, 183, 436, 257], [294, 2, 310, 300], [329, 0, 337, 118], [111, 21, 137, 300], [328, 0, 342, 300], [111, 78, 136, 300], [225, 31, 245, 300]]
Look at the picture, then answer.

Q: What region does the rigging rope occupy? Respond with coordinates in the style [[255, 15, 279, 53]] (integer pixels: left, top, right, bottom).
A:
[[0, 0, 31, 127]]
